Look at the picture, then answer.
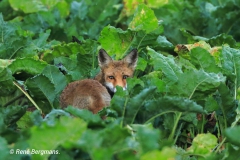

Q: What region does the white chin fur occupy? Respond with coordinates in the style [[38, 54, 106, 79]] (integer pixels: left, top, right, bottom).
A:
[[105, 82, 127, 93]]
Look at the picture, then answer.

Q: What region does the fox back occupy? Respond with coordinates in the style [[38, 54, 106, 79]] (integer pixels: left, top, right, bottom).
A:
[[60, 49, 138, 113]]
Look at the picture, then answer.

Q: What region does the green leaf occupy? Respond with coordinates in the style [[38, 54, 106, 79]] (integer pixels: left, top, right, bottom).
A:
[[204, 96, 219, 112], [110, 87, 128, 116], [55, 1, 70, 18], [0, 113, 6, 133], [0, 105, 26, 126], [99, 26, 135, 59], [9, 0, 61, 13], [146, 0, 168, 8], [16, 111, 34, 129], [42, 42, 84, 63], [124, 86, 156, 124], [140, 147, 176, 160], [42, 65, 67, 94], [155, 36, 174, 50], [217, 83, 236, 116], [135, 57, 148, 71], [132, 124, 160, 155], [0, 137, 8, 160], [28, 116, 87, 160], [78, 124, 133, 160], [0, 67, 15, 96], [0, 59, 13, 68], [188, 133, 217, 155], [145, 96, 205, 114], [8, 58, 47, 76], [25, 74, 55, 111], [208, 33, 236, 47], [181, 112, 198, 126], [147, 47, 182, 84], [221, 47, 240, 93], [142, 71, 166, 92], [65, 106, 104, 127], [54, 56, 82, 81], [9, 0, 46, 13], [131, 27, 165, 51], [224, 126, 240, 147], [129, 4, 158, 33], [121, 0, 144, 16], [190, 47, 221, 73], [169, 70, 225, 98]]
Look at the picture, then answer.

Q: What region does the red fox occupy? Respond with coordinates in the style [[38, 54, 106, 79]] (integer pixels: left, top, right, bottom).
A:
[[60, 49, 138, 113]]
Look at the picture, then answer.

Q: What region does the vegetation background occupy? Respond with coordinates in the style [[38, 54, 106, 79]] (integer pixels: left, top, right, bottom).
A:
[[0, 0, 240, 159]]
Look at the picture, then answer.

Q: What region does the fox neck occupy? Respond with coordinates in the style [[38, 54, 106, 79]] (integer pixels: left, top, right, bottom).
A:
[[94, 71, 115, 98]]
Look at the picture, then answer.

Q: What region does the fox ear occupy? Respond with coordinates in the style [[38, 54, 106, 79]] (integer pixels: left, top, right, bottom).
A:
[[123, 49, 138, 68], [98, 49, 112, 67]]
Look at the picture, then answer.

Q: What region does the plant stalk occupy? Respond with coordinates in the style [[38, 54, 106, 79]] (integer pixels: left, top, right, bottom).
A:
[[13, 81, 42, 114], [168, 112, 182, 141]]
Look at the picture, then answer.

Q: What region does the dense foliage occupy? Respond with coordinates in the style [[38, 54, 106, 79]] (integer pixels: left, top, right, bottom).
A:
[[1, 0, 240, 159]]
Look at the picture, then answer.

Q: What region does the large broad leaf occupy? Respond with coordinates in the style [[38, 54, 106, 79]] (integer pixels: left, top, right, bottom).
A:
[[169, 69, 225, 98], [77, 124, 134, 160], [27, 116, 87, 160], [25, 75, 55, 113], [8, 58, 47, 76], [190, 47, 221, 73], [65, 106, 104, 127], [0, 67, 15, 96], [110, 87, 129, 117], [124, 87, 156, 124], [0, 105, 26, 126], [121, 0, 144, 16], [187, 133, 217, 155], [147, 47, 182, 84], [25, 65, 67, 111], [224, 126, 240, 147], [131, 28, 174, 52], [129, 4, 158, 33], [0, 137, 8, 160], [221, 47, 240, 92], [146, 0, 168, 8], [0, 13, 25, 59], [41, 65, 67, 94], [217, 83, 236, 117], [98, 26, 135, 59], [144, 96, 205, 115], [9, 0, 62, 13], [54, 56, 82, 81], [208, 33, 237, 47], [42, 42, 84, 63], [131, 124, 160, 155], [140, 147, 176, 160]]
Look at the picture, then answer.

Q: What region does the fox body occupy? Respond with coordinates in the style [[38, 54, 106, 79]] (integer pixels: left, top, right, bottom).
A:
[[60, 49, 138, 113]]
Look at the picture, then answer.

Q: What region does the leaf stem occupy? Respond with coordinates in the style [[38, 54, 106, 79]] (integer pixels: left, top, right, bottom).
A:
[[169, 112, 182, 141], [123, 32, 137, 56], [144, 110, 175, 124], [121, 96, 129, 127], [9, 46, 23, 59], [137, 33, 147, 49], [215, 109, 240, 152], [13, 81, 42, 114]]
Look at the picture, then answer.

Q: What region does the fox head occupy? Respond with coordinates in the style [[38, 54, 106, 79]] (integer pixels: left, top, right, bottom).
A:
[[96, 49, 138, 95]]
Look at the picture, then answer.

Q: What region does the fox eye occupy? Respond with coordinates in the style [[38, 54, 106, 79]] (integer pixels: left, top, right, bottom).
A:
[[108, 76, 114, 79], [123, 75, 129, 79]]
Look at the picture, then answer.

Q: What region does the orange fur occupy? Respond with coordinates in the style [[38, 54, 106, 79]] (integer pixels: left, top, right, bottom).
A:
[[60, 79, 110, 114], [60, 49, 138, 113]]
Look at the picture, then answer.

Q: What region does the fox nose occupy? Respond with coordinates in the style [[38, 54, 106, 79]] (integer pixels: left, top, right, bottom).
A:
[[114, 83, 127, 92]]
